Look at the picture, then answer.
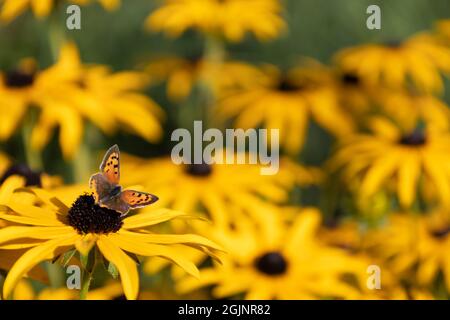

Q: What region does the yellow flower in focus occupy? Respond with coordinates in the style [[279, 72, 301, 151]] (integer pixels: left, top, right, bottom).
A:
[[331, 117, 450, 209], [0, 188, 221, 300], [0, 0, 120, 23], [0, 176, 49, 284], [218, 62, 354, 154], [335, 32, 450, 93], [146, 0, 286, 42], [144, 56, 267, 101], [177, 205, 372, 299]]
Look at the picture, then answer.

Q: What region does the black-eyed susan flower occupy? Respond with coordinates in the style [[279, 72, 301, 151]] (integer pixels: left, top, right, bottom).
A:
[[0, 188, 221, 300], [0, 176, 49, 284], [218, 62, 354, 154], [331, 116, 450, 209], [176, 204, 368, 299], [10, 279, 77, 300], [331, 70, 377, 117], [375, 88, 450, 133], [335, 32, 450, 94], [144, 56, 267, 102], [369, 210, 450, 293], [0, 57, 77, 143], [119, 153, 308, 227], [146, 0, 286, 42], [435, 19, 450, 42], [0, 0, 120, 23], [0, 43, 164, 160]]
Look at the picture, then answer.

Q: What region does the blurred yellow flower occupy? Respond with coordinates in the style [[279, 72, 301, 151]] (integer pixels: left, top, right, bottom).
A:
[[119, 153, 318, 227], [435, 19, 450, 42], [146, 0, 286, 42], [10, 279, 126, 300], [0, 188, 221, 300], [218, 62, 354, 154], [367, 210, 450, 294], [0, 0, 120, 23], [375, 89, 450, 133], [0, 57, 77, 143], [331, 117, 450, 209], [0, 43, 164, 159], [335, 32, 450, 93], [176, 205, 374, 299], [144, 56, 267, 101]]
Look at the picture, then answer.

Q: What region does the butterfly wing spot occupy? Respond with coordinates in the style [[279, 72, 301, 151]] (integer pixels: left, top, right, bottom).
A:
[[100, 145, 120, 184], [121, 190, 159, 209]]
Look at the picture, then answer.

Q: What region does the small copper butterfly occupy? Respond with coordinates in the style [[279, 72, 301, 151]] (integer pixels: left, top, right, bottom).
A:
[[89, 144, 159, 215]]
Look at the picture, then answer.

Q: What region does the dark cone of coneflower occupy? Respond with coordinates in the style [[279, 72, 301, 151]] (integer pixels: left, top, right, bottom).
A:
[[277, 78, 300, 92], [67, 194, 123, 234], [254, 251, 288, 276], [185, 163, 213, 177], [340, 72, 360, 86], [431, 226, 450, 240], [0, 164, 42, 187], [4, 70, 35, 88], [399, 130, 427, 146]]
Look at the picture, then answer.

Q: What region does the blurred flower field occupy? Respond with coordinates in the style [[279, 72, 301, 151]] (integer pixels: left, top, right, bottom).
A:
[[1, 0, 450, 300]]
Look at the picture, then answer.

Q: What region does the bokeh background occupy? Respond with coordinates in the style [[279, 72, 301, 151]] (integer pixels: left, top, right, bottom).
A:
[[2, 0, 450, 300]]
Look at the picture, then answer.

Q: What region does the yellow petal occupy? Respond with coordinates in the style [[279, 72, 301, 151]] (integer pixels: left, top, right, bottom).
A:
[[0, 226, 76, 245], [0, 211, 63, 227], [96, 236, 139, 300], [30, 0, 52, 17], [397, 150, 420, 207], [0, 176, 25, 204], [3, 235, 78, 299], [75, 234, 97, 257], [123, 209, 192, 229], [117, 230, 223, 251], [0, 0, 29, 22], [20, 187, 69, 214], [106, 234, 200, 278]]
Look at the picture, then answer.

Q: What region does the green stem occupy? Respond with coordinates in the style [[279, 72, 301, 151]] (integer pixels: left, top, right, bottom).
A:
[[48, 1, 65, 61], [21, 109, 43, 170], [72, 124, 100, 183], [72, 140, 92, 184], [79, 271, 93, 300], [198, 33, 225, 128], [46, 261, 65, 288]]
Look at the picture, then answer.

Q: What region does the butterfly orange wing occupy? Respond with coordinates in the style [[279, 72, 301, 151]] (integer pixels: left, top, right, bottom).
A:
[[100, 144, 120, 185], [120, 190, 159, 209]]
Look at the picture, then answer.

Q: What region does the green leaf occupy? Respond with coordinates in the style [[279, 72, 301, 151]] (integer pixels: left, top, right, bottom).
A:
[[60, 249, 77, 268], [108, 262, 119, 279]]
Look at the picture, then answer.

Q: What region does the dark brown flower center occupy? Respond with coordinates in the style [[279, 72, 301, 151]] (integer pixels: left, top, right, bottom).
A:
[[254, 251, 288, 276], [67, 194, 123, 234], [185, 163, 213, 177], [277, 78, 300, 92], [431, 226, 450, 239], [340, 72, 360, 86], [399, 131, 427, 146], [0, 164, 42, 187], [4, 70, 35, 88], [385, 40, 402, 48]]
